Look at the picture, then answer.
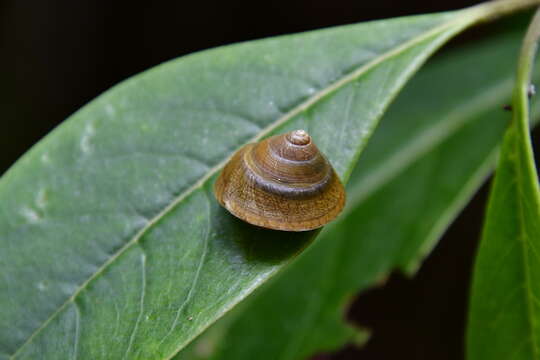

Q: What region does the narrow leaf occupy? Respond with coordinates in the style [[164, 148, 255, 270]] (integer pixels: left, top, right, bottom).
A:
[[467, 8, 540, 360]]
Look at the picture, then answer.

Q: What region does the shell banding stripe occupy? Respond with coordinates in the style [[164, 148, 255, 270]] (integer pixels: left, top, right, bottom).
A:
[[243, 143, 334, 199], [253, 133, 330, 182], [213, 129, 346, 231], [254, 147, 330, 183]]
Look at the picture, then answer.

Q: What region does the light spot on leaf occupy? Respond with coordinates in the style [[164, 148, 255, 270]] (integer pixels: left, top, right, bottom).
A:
[[105, 104, 116, 118], [20, 206, 41, 223], [41, 152, 51, 164], [36, 189, 48, 209], [80, 122, 96, 154], [36, 281, 47, 291]]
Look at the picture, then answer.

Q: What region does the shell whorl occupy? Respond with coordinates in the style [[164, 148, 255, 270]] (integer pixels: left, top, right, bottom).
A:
[[245, 130, 332, 199]]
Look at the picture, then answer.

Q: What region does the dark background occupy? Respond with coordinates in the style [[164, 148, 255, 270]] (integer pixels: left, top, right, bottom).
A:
[[2, 1, 538, 359]]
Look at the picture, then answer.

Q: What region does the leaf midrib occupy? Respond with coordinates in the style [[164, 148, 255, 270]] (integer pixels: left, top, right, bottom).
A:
[[508, 24, 540, 353], [514, 123, 540, 359], [10, 12, 476, 359]]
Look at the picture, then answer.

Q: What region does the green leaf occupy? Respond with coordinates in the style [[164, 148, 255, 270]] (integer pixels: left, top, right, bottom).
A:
[[182, 28, 540, 360], [0, 8, 489, 360], [467, 9, 540, 360]]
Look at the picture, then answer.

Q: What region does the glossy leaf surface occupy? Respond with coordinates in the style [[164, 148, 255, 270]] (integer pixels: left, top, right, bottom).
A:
[[0, 9, 486, 360]]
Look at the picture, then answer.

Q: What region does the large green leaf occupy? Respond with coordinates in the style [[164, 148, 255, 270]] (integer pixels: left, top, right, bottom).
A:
[[467, 9, 540, 360], [182, 28, 540, 360], [0, 8, 487, 360]]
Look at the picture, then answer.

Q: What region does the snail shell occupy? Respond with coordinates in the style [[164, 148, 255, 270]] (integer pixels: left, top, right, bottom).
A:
[[214, 130, 345, 231]]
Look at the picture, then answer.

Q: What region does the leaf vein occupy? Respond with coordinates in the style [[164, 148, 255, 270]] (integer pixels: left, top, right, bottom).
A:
[[72, 302, 80, 360], [158, 192, 211, 349], [122, 252, 147, 360]]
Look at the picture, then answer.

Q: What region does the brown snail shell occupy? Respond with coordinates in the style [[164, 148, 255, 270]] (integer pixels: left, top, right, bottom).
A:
[[214, 129, 345, 231]]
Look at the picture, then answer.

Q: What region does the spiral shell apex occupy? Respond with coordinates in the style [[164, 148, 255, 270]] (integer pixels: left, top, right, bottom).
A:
[[214, 130, 346, 231]]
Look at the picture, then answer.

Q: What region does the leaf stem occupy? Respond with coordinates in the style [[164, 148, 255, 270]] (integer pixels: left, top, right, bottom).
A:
[[471, 0, 540, 23], [513, 6, 540, 183], [516, 6, 540, 114]]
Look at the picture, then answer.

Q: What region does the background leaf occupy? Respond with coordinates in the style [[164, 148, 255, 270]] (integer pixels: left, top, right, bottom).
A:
[[182, 28, 540, 360], [0, 8, 490, 360], [467, 9, 540, 360]]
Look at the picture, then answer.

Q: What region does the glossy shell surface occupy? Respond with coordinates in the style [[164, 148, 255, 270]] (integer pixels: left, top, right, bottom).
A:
[[214, 130, 345, 231]]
